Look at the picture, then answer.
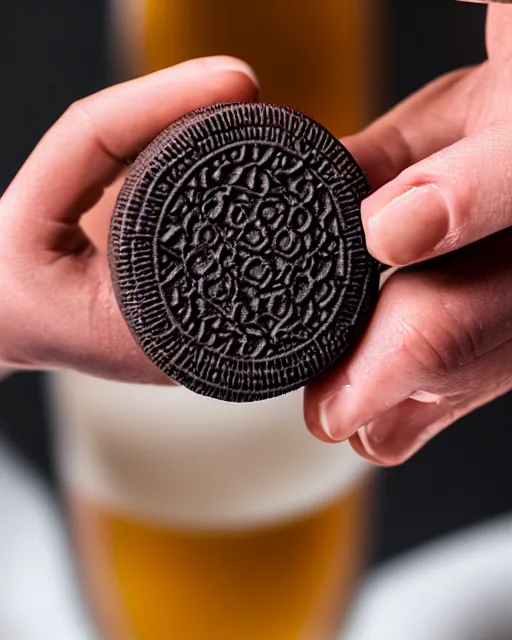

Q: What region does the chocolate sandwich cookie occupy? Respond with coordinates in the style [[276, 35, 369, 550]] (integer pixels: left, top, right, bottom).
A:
[[109, 102, 380, 402]]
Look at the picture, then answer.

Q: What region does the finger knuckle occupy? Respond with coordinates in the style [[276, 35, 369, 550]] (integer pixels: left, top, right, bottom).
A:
[[64, 97, 96, 132]]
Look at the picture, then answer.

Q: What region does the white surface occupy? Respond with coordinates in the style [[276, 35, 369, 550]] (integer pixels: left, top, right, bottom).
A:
[[0, 436, 97, 640], [1, 430, 512, 640], [344, 514, 512, 640]]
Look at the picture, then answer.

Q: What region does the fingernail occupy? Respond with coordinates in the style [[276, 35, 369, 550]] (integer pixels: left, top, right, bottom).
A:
[[368, 185, 449, 266], [365, 423, 430, 463], [357, 421, 410, 465], [363, 419, 393, 447], [362, 398, 443, 464], [318, 382, 367, 442], [212, 56, 260, 90]]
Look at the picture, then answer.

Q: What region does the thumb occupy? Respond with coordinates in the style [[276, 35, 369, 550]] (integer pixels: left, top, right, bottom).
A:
[[362, 121, 512, 267]]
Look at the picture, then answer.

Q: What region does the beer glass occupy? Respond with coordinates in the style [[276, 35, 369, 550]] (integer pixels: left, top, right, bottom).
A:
[[51, 1, 382, 637], [51, 375, 371, 640]]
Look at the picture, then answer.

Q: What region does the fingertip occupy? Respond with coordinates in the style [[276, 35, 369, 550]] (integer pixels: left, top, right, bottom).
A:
[[361, 188, 402, 266], [222, 69, 260, 103], [349, 430, 392, 467], [203, 55, 260, 92], [303, 385, 339, 443], [349, 431, 381, 464], [350, 429, 406, 467], [304, 376, 371, 444], [170, 56, 259, 102]]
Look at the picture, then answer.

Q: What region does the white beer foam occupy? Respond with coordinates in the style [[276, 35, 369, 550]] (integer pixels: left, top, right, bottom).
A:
[[50, 372, 370, 531]]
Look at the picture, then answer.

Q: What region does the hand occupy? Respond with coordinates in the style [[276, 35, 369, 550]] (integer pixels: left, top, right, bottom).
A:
[[0, 56, 258, 383], [305, 5, 512, 465]]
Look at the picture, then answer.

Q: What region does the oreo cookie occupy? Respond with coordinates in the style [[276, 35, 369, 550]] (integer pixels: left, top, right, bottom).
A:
[[109, 102, 380, 402]]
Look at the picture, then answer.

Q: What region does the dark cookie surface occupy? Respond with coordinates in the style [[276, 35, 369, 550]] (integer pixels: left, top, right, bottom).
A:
[[109, 103, 379, 402]]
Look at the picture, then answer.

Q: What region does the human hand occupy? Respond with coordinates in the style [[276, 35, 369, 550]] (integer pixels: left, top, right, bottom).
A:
[[0, 56, 258, 383], [305, 5, 512, 464]]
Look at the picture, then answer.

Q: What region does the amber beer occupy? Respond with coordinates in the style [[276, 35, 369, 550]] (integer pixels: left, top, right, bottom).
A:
[[110, 0, 381, 136], [52, 374, 371, 640]]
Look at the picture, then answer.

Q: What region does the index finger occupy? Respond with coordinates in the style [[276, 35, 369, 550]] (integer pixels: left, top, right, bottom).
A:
[[341, 67, 470, 190], [1, 56, 258, 249]]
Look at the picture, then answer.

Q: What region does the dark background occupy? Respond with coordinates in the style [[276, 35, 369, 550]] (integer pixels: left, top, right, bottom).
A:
[[0, 0, 505, 565]]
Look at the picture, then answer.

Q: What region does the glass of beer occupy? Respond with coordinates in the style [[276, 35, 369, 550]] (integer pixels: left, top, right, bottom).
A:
[[50, 2, 382, 637], [50, 374, 372, 640]]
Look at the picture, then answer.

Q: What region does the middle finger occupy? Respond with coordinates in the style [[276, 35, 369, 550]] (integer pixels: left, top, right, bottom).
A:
[[304, 227, 512, 443]]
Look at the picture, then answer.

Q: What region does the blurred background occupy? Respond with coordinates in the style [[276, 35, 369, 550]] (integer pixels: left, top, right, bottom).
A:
[[2, 1, 511, 639]]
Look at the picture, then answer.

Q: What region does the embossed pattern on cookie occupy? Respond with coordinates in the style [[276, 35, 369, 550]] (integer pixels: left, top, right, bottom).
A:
[[109, 102, 380, 402]]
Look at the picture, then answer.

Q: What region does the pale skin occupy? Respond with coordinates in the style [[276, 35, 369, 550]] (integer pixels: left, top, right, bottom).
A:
[[305, 4, 512, 464], [0, 56, 259, 384], [0, 7, 511, 466]]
